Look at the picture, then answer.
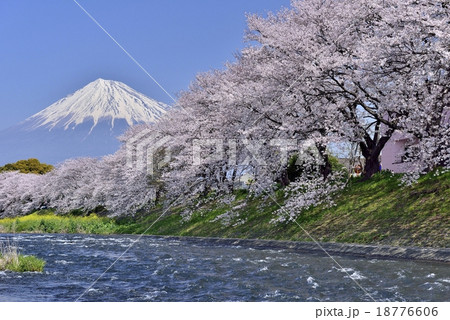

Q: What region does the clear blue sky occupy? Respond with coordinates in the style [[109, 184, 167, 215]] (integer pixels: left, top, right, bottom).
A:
[[0, 0, 290, 130]]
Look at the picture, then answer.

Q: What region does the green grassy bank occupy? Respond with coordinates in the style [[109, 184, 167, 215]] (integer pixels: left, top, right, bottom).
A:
[[0, 171, 448, 248], [0, 212, 118, 234]]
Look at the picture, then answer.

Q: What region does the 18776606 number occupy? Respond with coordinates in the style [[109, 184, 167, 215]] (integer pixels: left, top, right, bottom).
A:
[[377, 307, 439, 317]]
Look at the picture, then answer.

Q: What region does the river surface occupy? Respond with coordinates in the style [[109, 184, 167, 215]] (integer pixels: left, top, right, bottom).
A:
[[0, 233, 448, 302]]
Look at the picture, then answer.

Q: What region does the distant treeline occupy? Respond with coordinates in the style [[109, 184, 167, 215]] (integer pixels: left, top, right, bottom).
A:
[[0, 158, 53, 175]]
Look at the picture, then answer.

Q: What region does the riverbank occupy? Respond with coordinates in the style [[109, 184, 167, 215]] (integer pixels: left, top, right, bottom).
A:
[[0, 171, 448, 249], [142, 235, 450, 263], [0, 212, 117, 234]]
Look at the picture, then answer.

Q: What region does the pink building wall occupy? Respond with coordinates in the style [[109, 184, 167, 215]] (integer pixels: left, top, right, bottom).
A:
[[381, 131, 412, 173], [381, 109, 449, 173]]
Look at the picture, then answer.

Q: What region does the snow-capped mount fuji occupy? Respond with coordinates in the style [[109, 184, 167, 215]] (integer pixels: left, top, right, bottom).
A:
[[27, 78, 168, 132], [0, 79, 171, 165]]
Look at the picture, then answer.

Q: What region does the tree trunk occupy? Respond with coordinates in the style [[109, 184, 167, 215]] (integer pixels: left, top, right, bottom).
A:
[[360, 135, 390, 180], [357, 118, 396, 181], [279, 169, 290, 187], [316, 143, 332, 180], [229, 168, 237, 192], [363, 154, 381, 180]]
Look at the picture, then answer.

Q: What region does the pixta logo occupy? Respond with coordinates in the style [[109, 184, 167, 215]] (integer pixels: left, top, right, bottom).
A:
[[125, 129, 172, 175]]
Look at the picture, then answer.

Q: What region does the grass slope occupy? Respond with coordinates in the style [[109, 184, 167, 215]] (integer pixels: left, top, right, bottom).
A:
[[0, 171, 448, 248], [119, 171, 449, 248]]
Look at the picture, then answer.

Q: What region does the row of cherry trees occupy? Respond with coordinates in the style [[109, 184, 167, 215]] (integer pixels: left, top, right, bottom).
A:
[[0, 151, 154, 218], [154, 0, 449, 197], [0, 0, 448, 218]]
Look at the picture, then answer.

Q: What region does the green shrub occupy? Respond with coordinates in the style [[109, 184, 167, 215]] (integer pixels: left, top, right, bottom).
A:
[[0, 212, 119, 235], [0, 158, 53, 174], [0, 242, 45, 272]]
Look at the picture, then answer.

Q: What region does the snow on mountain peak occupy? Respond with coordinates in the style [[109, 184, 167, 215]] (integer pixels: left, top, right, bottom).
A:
[[27, 79, 171, 132]]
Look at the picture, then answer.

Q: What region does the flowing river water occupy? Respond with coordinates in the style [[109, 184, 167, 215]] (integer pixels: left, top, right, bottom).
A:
[[0, 233, 448, 301]]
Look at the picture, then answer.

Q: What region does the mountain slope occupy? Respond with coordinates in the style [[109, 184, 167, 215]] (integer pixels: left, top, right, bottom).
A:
[[0, 79, 170, 165]]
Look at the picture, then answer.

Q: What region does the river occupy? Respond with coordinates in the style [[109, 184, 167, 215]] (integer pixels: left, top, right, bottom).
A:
[[0, 234, 448, 301]]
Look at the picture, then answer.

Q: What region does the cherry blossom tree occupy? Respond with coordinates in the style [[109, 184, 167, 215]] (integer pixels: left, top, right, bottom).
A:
[[0, 171, 45, 217], [93, 149, 156, 216], [42, 158, 100, 213], [245, 0, 449, 179]]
